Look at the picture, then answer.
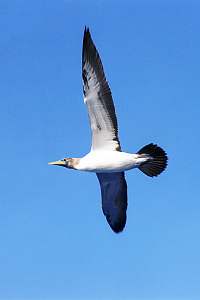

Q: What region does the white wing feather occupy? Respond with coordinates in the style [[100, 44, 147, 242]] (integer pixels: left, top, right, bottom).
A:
[[82, 28, 121, 152]]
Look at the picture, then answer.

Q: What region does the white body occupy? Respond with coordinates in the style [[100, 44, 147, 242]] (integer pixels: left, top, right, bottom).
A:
[[76, 151, 148, 173]]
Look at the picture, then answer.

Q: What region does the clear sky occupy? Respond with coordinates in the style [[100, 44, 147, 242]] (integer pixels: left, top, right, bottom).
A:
[[1, 1, 200, 299]]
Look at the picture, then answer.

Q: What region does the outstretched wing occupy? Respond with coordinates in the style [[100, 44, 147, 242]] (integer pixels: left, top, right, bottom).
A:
[[82, 27, 121, 152], [96, 172, 128, 233]]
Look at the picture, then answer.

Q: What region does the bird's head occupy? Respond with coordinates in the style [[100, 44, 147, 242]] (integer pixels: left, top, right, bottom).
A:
[[48, 157, 80, 169]]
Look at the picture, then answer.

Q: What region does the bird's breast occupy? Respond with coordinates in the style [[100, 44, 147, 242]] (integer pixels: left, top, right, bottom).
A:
[[76, 151, 139, 172]]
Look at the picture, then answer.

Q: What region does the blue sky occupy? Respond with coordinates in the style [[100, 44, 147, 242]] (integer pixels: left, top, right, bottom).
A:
[[0, 1, 200, 299]]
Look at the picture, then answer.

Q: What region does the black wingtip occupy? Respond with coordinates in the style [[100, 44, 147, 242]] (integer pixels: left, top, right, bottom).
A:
[[82, 26, 92, 62], [83, 26, 90, 38], [84, 26, 87, 35], [109, 219, 126, 233], [105, 213, 127, 233]]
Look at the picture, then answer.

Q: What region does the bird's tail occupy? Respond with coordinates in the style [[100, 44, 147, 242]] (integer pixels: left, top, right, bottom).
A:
[[137, 143, 168, 177]]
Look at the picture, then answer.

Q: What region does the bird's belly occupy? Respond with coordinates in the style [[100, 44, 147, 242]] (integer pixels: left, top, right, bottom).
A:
[[76, 151, 138, 172]]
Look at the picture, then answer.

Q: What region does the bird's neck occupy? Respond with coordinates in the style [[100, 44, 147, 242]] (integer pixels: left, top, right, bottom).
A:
[[66, 158, 81, 169]]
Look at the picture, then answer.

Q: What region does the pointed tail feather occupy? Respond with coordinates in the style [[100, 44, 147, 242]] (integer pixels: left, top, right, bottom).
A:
[[137, 143, 168, 177]]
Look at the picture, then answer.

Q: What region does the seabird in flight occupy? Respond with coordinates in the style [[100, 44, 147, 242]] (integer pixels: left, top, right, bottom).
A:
[[49, 27, 168, 233]]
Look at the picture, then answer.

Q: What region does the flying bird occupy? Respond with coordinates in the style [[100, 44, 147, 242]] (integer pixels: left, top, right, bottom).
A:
[[48, 27, 168, 233]]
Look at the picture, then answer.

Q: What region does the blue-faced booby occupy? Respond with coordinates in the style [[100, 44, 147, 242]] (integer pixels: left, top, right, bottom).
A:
[[49, 28, 168, 233]]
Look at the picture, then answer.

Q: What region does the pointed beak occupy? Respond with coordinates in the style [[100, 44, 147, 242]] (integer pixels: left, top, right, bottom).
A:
[[48, 160, 66, 166]]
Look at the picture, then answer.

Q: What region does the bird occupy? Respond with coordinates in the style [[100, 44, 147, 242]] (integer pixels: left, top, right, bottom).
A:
[[48, 27, 168, 233]]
